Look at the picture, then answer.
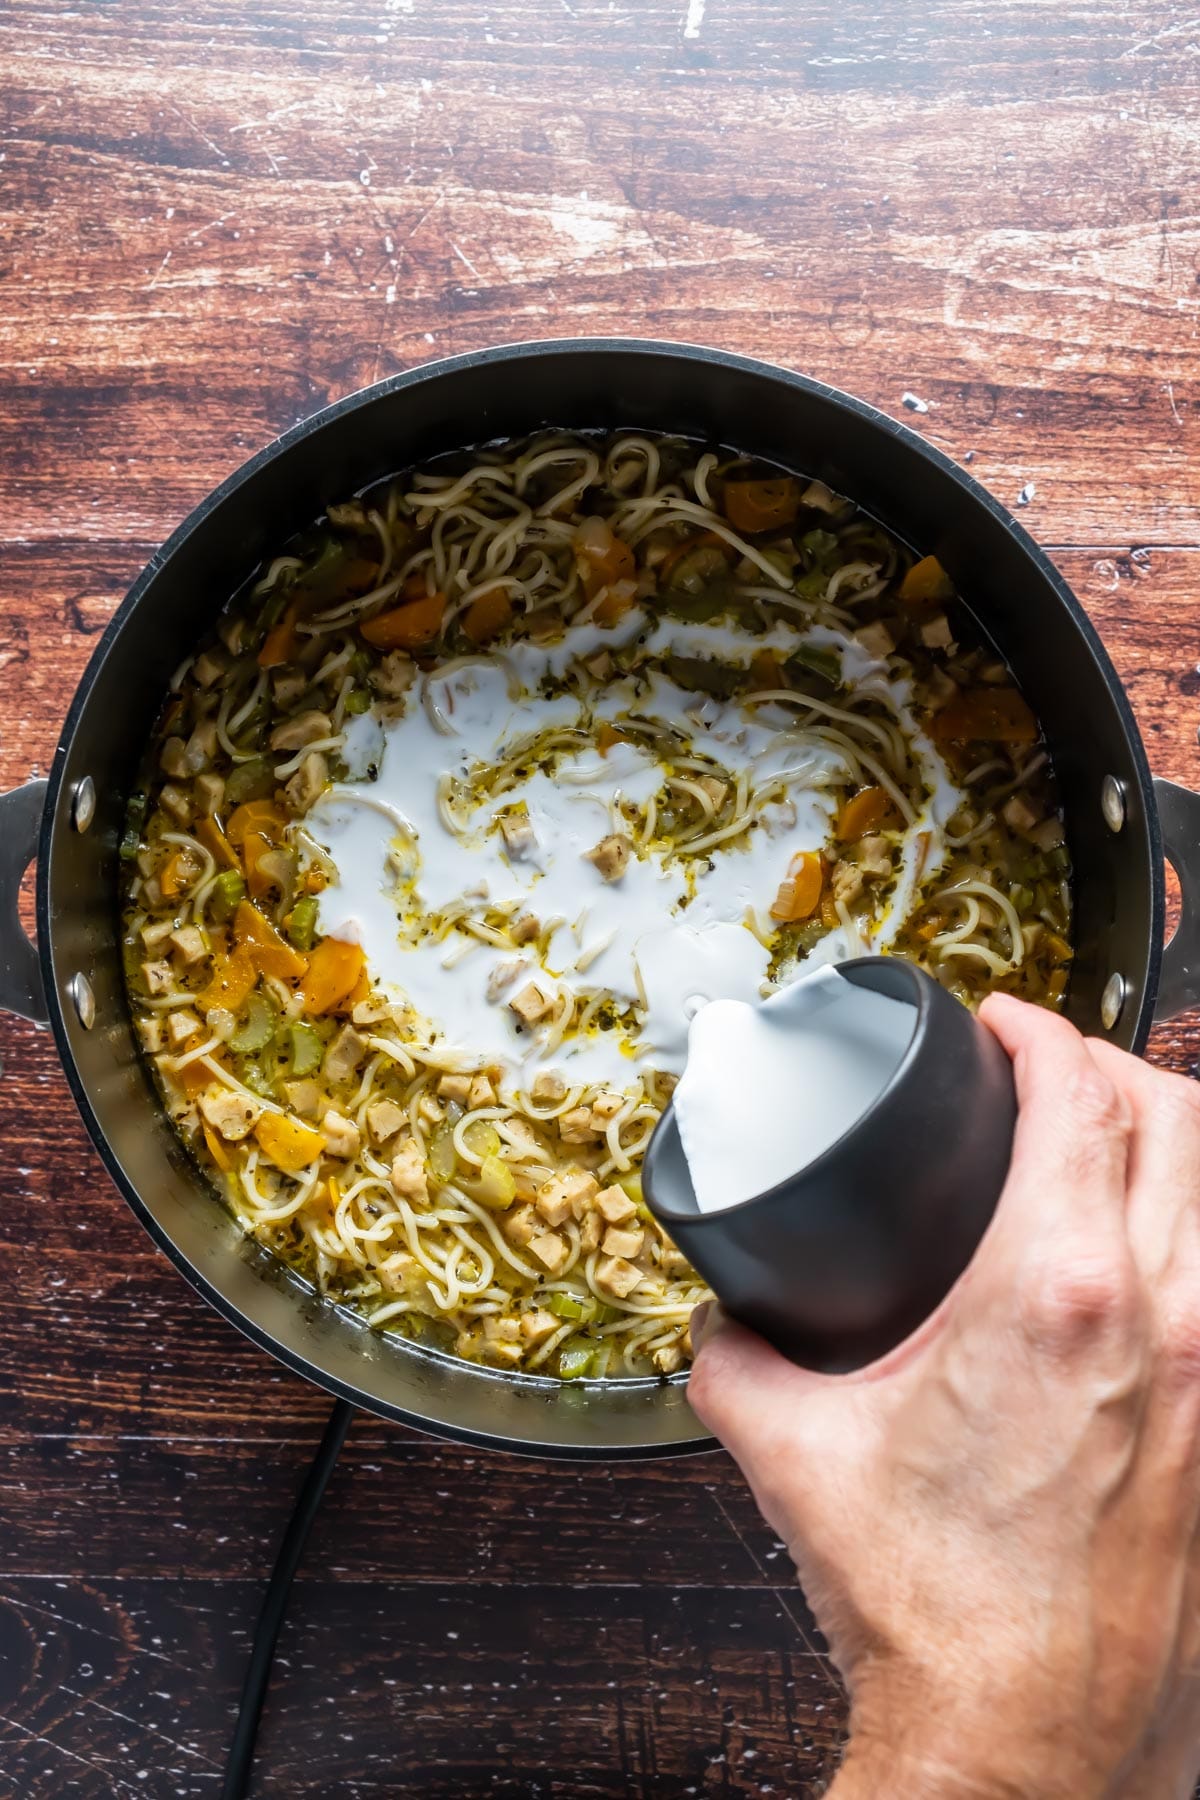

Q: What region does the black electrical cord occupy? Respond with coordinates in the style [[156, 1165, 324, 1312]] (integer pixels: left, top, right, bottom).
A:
[[220, 1397, 356, 1800]]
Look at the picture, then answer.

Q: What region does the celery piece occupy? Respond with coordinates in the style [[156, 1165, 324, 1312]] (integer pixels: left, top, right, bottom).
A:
[[225, 758, 274, 805], [286, 894, 319, 951], [287, 1021, 324, 1078], [462, 1118, 501, 1160], [344, 689, 371, 715], [230, 992, 278, 1054], [209, 869, 246, 923], [557, 1337, 596, 1380], [235, 1055, 274, 1097], [429, 1121, 458, 1184], [120, 790, 148, 860], [791, 643, 841, 685], [473, 1152, 516, 1210], [546, 1291, 596, 1323]]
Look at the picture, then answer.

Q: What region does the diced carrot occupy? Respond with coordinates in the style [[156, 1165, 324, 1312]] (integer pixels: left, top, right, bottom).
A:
[[930, 687, 1037, 745], [258, 598, 302, 668], [461, 585, 514, 645], [300, 936, 365, 1015], [178, 1056, 217, 1098], [748, 649, 788, 692], [578, 531, 636, 602], [159, 848, 196, 899], [596, 723, 627, 756], [233, 898, 308, 980], [360, 592, 445, 650], [305, 867, 328, 894], [202, 1120, 233, 1171], [836, 784, 899, 841], [722, 478, 801, 535], [769, 851, 824, 922], [254, 1112, 327, 1174], [195, 815, 240, 871], [898, 555, 954, 609], [226, 799, 287, 847], [197, 947, 258, 1014], [341, 963, 371, 1012], [820, 890, 840, 930]]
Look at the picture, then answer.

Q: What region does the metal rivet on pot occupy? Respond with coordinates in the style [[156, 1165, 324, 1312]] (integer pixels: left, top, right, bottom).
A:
[[71, 776, 97, 834], [68, 972, 96, 1031], [1100, 973, 1127, 1032], [1100, 776, 1126, 834]]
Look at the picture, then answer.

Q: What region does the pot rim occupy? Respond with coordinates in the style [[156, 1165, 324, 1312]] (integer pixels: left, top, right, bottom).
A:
[[34, 336, 1165, 1450]]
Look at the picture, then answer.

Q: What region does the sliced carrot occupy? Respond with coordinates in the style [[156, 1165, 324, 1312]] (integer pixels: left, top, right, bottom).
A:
[[898, 555, 954, 609], [769, 851, 824, 922], [159, 848, 197, 899], [195, 815, 240, 871], [202, 1120, 233, 1171], [341, 963, 371, 1012], [254, 1112, 327, 1174], [226, 799, 287, 847], [233, 898, 308, 981], [305, 867, 328, 894], [596, 723, 627, 756], [836, 784, 899, 841], [461, 585, 514, 645], [258, 598, 302, 668], [300, 936, 365, 1015], [578, 532, 636, 601], [930, 687, 1037, 745], [360, 592, 445, 650], [722, 478, 801, 535], [197, 946, 258, 1015]]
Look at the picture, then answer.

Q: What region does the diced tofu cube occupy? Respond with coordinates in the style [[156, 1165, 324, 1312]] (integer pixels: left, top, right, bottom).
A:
[[283, 751, 329, 815], [920, 614, 955, 650], [590, 1092, 624, 1122], [198, 1088, 263, 1142], [504, 1203, 537, 1247], [659, 1245, 693, 1277], [271, 668, 307, 708], [580, 1212, 602, 1253], [602, 1225, 645, 1260], [369, 651, 415, 697], [595, 1255, 643, 1299], [858, 835, 893, 879], [437, 1072, 473, 1104], [509, 910, 539, 945], [366, 1097, 407, 1143], [1029, 816, 1065, 853], [530, 1069, 566, 1104], [509, 981, 552, 1026], [558, 1106, 599, 1144], [323, 1023, 366, 1084], [327, 499, 369, 528], [417, 1094, 443, 1125], [652, 1343, 685, 1375], [1002, 793, 1040, 834], [285, 1079, 323, 1118], [184, 719, 218, 771], [696, 775, 728, 809], [141, 918, 174, 950], [165, 1008, 202, 1047], [159, 736, 190, 779], [499, 809, 537, 859], [141, 959, 174, 996], [271, 709, 332, 752], [534, 1180, 573, 1229], [137, 1016, 164, 1054], [801, 478, 841, 513], [192, 650, 226, 689], [831, 860, 864, 907], [378, 1250, 419, 1294], [521, 1308, 560, 1345], [853, 619, 897, 660], [584, 833, 631, 881], [169, 924, 208, 965], [468, 1073, 496, 1108], [560, 1171, 600, 1215], [529, 1230, 567, 1273], [159, 783, 192, 825], [321, 1108, 361, 1159], [194, 771, 225, 816], [390, 1138, 430, 1204], [583, 650, 612, 679], [483, 1314, 521, 1346], [217, 614, 246, 655], [596, 1185, 636, 1226]]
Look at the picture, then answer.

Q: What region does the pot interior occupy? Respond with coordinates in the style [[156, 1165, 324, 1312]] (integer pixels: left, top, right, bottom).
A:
[[38, 341, 1161, 1454]]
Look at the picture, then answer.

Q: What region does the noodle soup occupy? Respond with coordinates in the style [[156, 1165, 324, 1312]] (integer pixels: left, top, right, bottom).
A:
[[120, 434, 1072, 1379]]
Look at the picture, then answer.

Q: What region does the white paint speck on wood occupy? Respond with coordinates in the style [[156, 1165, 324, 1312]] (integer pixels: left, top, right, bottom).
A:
[[683, 0, 706, 39]]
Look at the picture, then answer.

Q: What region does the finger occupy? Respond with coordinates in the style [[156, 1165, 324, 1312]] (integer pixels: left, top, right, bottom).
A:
[[1087, 1039, 1200, 1288], [687, 1306, 831, 1482], [978, 993, 1132, 1240]]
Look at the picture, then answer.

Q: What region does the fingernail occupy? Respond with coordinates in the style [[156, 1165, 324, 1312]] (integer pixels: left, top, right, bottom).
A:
[[690, 1300, 715, 1351]]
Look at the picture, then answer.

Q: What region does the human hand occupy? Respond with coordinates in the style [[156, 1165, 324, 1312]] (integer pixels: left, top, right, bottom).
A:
[[688, 994, 1200, 1800]]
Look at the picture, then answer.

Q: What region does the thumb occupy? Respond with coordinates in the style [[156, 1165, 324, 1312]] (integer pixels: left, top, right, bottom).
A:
[[688, 1303, 831, 1476]]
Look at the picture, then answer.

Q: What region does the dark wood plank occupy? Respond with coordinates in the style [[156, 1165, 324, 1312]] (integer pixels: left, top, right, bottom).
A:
[[2, 0, 1199, 1792]]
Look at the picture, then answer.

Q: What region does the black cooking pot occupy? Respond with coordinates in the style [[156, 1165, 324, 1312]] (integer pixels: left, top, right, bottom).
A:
[[4, 340, 1199, 1459]]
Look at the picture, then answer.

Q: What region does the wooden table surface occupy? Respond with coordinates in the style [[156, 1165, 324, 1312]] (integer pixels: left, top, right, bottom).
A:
[[3, 2, 1200, 1793]]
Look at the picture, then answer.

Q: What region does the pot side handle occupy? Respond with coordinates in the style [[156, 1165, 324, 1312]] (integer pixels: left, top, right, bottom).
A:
[[0, 779, 49, 1024], [1154, 777, 1200, 1022]]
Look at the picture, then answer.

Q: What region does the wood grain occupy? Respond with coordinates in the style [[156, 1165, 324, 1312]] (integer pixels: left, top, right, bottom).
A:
[[2, 1, 1199, 1792]]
